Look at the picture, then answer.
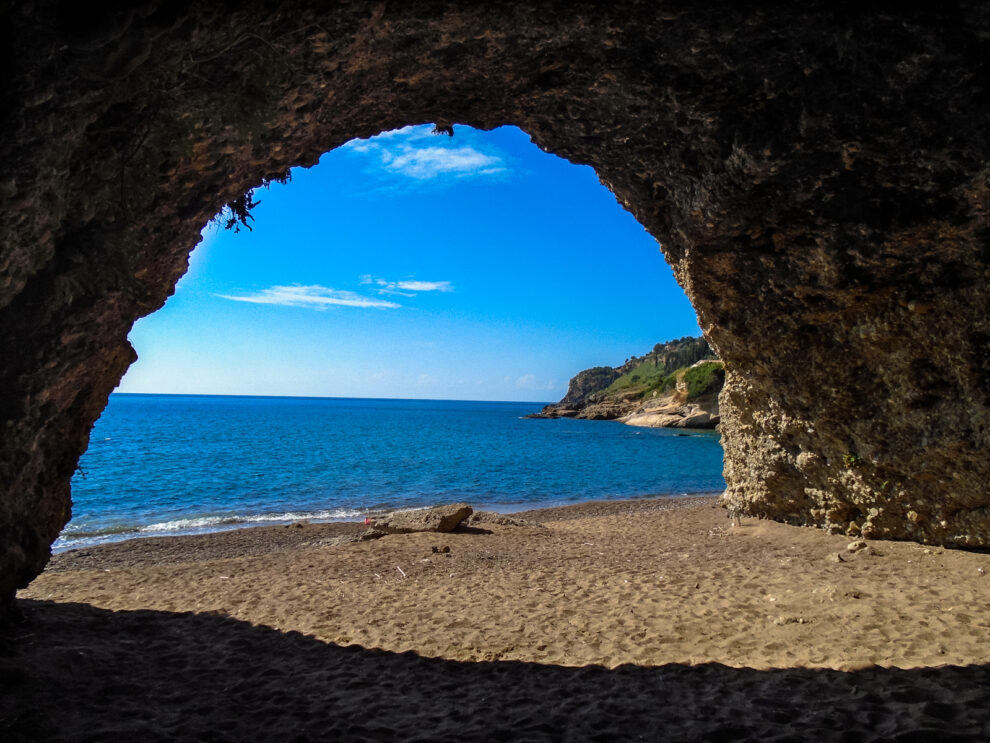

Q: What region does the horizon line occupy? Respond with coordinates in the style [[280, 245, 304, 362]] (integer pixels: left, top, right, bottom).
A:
[[111, 391, 555, 405]]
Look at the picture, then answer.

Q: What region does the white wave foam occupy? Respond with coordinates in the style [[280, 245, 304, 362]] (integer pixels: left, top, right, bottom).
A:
[[53, 507, 367, 552], [138, 508, 364, 533], [138, 515, 242, 532], [247, 508, 364, 523]]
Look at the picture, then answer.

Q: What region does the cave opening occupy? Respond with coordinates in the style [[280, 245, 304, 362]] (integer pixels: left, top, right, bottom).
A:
[[56, 123, 723, 553]]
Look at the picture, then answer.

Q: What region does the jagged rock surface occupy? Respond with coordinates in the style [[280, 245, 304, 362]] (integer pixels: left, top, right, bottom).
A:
[[623, 398, 720, 430], [367, 504, 473, 536], [1, 2, 989, 605], [558, 367, 621, 408]]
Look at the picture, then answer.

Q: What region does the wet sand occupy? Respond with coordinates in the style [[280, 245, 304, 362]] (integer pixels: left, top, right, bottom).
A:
[[5, 496, 990, 741]]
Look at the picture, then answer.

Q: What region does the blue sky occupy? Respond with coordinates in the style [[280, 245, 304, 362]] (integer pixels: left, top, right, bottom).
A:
[[118, 125, 701, 402]]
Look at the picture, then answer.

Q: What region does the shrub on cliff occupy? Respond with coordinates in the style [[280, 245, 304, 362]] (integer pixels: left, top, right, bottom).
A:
[[683, 361, 725, 399], [607, 337, 717, 395], [605, 361, 669, 396]]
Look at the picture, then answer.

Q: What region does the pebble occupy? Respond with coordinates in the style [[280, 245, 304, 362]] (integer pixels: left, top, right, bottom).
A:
[[773, 615, 811, 626]]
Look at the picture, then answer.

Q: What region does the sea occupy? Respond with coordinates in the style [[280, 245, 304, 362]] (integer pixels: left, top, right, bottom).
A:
[[57, 393, 726, 551]]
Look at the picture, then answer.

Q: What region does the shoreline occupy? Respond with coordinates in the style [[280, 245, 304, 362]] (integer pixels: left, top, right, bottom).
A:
[[47, 494, 721, 571], [52, 491, 725, 554]]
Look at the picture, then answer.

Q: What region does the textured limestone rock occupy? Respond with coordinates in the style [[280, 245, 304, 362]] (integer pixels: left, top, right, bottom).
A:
[[368, 504, 473, 536], [623, 401, 720, 430], [1, 2, 989, 606]]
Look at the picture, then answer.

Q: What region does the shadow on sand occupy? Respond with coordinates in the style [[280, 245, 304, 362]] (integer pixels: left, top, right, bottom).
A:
[[2, 600, 988, 741]]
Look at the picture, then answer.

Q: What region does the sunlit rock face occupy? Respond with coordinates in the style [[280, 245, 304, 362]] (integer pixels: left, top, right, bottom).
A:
[[1, 2, 988, 605]]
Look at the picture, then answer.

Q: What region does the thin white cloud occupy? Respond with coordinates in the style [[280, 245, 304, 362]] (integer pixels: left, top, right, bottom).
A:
[[364, 277, 453, 296], [395, 280, 452, 292], [341, 125, 508, 182], [217, 284, 400, 310], [385, 146, 503, 179]]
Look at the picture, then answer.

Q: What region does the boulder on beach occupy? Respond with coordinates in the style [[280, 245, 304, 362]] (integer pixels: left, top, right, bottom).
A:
[[367, 503, 474, 536]]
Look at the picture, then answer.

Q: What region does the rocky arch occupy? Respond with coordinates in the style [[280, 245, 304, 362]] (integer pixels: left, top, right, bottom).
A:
[[1, 2, 988, 608]]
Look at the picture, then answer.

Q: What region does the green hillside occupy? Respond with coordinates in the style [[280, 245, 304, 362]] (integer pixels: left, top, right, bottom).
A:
[[602, 337, 720, 401], [604, 358, 723, 401], [533, 336, 724, 422]]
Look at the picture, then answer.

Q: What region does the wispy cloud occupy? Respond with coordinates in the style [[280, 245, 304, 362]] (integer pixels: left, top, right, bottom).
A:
[[384, 146, 503, 179], [360, 276, 453, 296], [217, 284, 400, 310], [396, 280, 452, 292], [341, 125, 508, 184]]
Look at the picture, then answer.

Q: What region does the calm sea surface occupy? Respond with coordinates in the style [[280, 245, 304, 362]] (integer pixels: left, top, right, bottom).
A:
[[59, 394, 725, 551]]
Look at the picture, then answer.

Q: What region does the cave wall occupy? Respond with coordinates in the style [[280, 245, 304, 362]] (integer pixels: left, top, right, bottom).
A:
[[1, 1, 988, 605]]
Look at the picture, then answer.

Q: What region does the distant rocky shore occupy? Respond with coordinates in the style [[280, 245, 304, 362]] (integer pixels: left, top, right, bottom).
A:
[[529, 337, 723, 430]]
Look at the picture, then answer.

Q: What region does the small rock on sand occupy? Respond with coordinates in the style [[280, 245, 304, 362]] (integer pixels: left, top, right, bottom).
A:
[[467, 511, 544, 528]]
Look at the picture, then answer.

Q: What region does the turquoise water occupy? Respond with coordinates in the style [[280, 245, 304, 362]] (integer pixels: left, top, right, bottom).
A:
[[59, 394, 725, 550]]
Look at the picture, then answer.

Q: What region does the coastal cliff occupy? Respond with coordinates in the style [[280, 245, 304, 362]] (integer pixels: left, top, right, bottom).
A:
[[532, 337, 724, 429]]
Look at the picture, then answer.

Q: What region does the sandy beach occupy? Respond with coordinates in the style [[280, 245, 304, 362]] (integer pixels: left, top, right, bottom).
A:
[[4, 495, 990, 741]]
